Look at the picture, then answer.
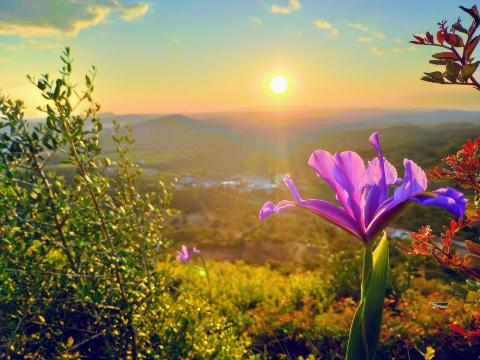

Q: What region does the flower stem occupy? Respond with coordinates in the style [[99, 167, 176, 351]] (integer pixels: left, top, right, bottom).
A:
[[361, 246, 373, 299], [347, 234, 388, 360], [360, 246, 374, 359], [198, 254, 213, 303]]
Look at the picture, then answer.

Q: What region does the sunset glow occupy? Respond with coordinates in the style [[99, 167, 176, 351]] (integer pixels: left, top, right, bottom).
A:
[[0, 1, 479, 116], [3, 2, 480, 358]]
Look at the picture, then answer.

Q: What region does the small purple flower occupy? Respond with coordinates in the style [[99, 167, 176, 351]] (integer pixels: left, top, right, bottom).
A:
[[260, 132, 467, 244], [176, 245, 200, 262]]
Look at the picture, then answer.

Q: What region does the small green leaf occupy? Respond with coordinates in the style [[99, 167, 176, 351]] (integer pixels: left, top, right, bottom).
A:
[[461, 61, 480, 79], [446, 60, 462, 83], [422, 71, 445, 84], [426, 71, 444, 81], [466, 279, 480, 291], [451, 282, 468, 299]]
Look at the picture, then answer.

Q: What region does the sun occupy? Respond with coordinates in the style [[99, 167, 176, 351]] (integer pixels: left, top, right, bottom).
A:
[[270, 75, 289, 94]]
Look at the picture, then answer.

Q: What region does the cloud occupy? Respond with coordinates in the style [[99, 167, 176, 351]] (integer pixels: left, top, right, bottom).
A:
[[357, 36, 373, 43], [314, 20, 338, 37], [391, 47, 403, 54], [271, 0, 301, 15], [122, 3, 149, 22], [0, 0, 150, 38], [346, 22, 387, 43], [370, 46, 385, 56], [250, 17, 263, 25], [173, 37, 180, 45], [346, 22, 369, 32], [394, 37, 404, 44]]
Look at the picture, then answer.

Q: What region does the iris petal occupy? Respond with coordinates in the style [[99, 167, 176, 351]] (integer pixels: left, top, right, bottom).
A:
[[394, 159, 427, 202], [259, 200, 296, 220], [367, 157, 398, 187], [260, 176, 363, 239], [366, 197, 409, 240], [364, 157, 398, 225], [369, 132, 389, 201], [413, 187, 467, 218], [333, 151, 368, 231], [333, 151, 369, 197], [308, 150, 353, 218]]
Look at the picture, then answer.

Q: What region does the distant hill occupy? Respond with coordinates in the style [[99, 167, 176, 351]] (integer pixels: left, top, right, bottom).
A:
[[97, 112, 160, 128], [94, 109, 480, 177], [98, 108, 480, 149], [189, 108, 480, 133]]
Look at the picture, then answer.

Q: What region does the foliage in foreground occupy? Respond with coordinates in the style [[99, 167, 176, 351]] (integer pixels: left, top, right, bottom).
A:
[[0, 49, 248, 359], [165, 257, 480, 359]]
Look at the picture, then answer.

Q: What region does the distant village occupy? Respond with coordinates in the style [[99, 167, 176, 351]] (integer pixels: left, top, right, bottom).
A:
[[175, 173, 287, 191]]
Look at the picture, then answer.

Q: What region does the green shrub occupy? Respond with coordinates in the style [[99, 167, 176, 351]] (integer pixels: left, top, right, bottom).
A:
[[0, 48, 249, 359]]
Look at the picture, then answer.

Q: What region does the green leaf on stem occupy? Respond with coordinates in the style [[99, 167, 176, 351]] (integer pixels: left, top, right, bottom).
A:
[[461, 61, 480, 79], [422, 72, 445, 84], [446, 60, 462, 83], [346, 232, 389, 360]]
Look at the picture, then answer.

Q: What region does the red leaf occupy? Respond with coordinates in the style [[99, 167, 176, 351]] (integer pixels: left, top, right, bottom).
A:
[[437, 31, 445, 45], [465, 35, 480, 60], [473, 5, 479, 17], [460, 6, 480, 24], [445, 33, 465, 47], [432, 52, 458, 60], [413, 35, 425, 44], [426, 32, 434, 43]]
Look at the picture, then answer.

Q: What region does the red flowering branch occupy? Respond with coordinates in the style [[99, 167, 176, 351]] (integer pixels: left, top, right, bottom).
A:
[[412, 5, 480, 91], [403, 136, 480, 274], [429, 136, 480, 194], [402, 134, 480, 338], [400, 220, 480, 281], [408, 4, 480, 340]]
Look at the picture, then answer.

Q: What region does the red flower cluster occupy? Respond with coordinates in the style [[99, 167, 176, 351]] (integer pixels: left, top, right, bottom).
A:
[[400, 220, 479, 279], [429, 136, 480, 192], [402, 135, 480, 338], [403, 136, 480, 277]]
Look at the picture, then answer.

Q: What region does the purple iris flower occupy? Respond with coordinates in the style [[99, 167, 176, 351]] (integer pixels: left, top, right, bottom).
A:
[[259, 132, 467, 243], [176, 245, 200, 262]]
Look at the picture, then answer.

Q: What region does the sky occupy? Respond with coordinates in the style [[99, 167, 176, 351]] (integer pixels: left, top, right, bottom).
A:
[[1, 0, 479, 117]]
